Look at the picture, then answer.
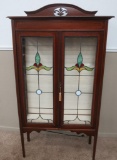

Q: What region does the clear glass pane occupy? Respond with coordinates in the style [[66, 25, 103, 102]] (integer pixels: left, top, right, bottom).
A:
[[79, 76, 94, 93], [64, 93, 77, 110], [64, 76, 79, 92], [22, 37, 53, 123], [64, 37, 97, 125], [40, 93, 53, 109], [26, 75, 38, 92], [78, 94, 93, 109]]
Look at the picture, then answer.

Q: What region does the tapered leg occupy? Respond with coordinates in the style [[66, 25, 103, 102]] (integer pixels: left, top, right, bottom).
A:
[[37, 131, 40, 133], [89, 136, 92, 144], [27, 132, 30, 142], [20, 132, 25, 157], [92, 135, 98, 160]]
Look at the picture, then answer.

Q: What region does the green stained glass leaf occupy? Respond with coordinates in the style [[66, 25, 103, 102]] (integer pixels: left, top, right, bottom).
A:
[[77, 52, 83, 67], [26, 66, 35, 71], [35, 52, 40, 65], [42, 66, 52, 71], [66, 66, 75, 71], [84, 66, 94, 71]]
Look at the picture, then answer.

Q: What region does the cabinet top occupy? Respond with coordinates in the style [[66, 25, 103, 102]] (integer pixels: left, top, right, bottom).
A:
[[8, 3, 114, 20]]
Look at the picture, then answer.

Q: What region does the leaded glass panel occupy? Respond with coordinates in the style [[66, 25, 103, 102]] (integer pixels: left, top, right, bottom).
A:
[[64, 37, 97, 125], [22, 37, 53, 123]]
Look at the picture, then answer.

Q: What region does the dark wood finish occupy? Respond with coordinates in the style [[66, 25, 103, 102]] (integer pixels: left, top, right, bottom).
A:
[[9, 3, 113, 160], [21, 132, 25, 157], [27, 132, 30, 142], [89, 136, 92, 144], [25, 3, 97, 17]]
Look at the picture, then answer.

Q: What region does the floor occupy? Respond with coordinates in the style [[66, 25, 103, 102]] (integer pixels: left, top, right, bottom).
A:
[[0, 130, 117, 160]]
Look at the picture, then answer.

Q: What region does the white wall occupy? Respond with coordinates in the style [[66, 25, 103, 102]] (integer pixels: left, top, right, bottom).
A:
[[0, 0, 117, 51]]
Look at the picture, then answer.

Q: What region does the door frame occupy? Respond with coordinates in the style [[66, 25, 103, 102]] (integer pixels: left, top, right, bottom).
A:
[[15, 31, 59, 128]]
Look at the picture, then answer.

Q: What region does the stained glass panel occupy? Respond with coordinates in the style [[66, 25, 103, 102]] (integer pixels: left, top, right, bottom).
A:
[[22, 37, 53, 123], [64, 37, 97, 125]]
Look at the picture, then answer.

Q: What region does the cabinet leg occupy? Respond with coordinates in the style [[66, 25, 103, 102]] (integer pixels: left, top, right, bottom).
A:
[[89, 136, 92, 144], [27, 132, 30, 142], [92, 135, 98, 160], [20, 132, 25, 157], [36, 131, 40, 133]]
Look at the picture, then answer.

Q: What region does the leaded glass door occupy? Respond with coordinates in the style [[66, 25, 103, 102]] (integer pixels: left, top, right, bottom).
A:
[[16, 32, 58, 127], [60, 32, 100, 129], [16, 31, 103, 129]]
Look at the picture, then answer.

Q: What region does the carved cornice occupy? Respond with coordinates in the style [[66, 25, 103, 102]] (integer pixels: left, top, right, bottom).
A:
[[25, 3, 97, 17]]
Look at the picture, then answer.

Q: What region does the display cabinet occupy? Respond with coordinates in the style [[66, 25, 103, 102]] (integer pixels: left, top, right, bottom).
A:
[[8, 4, 113, 160]]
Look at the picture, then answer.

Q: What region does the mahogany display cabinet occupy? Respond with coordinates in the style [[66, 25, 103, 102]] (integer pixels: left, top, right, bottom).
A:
[[8, 4, 113, 160]]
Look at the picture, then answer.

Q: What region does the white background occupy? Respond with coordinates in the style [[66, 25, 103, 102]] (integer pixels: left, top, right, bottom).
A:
[[0, 0, 117, 51]]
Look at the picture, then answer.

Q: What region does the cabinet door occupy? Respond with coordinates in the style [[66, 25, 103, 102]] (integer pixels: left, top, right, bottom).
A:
[[16, 32, 58, 128], [60, 32, 104, 129]]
